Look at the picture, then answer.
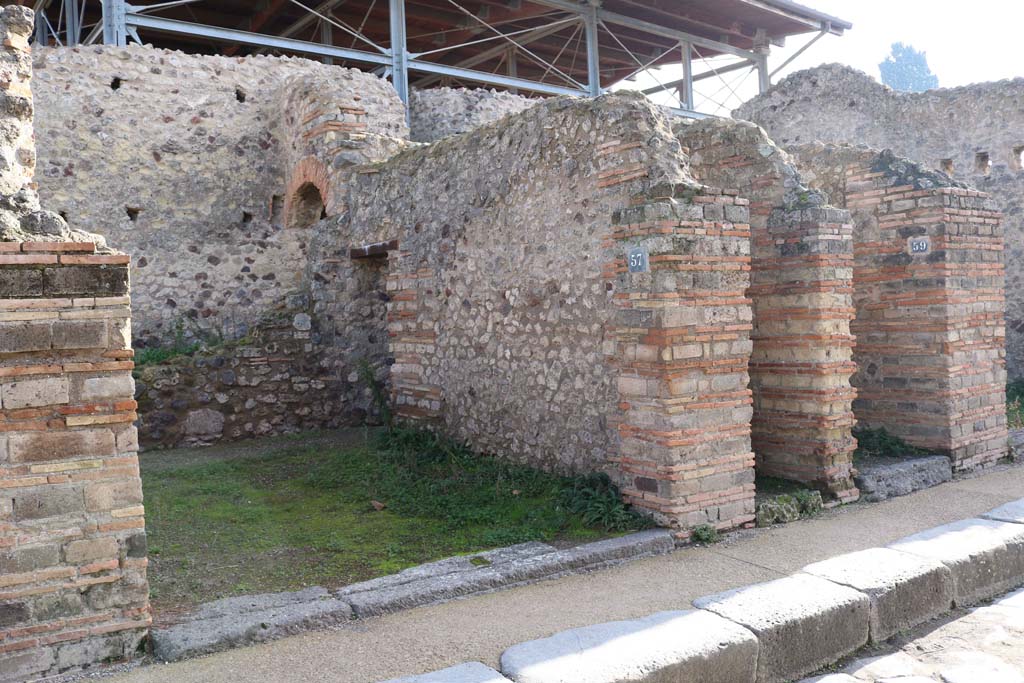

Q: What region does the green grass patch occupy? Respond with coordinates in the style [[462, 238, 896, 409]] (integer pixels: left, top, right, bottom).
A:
[[142, 427, 650, 613]]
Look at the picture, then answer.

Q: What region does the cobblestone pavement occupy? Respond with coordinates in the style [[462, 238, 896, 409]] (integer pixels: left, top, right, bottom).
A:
[[808, 587, 1024, 682]]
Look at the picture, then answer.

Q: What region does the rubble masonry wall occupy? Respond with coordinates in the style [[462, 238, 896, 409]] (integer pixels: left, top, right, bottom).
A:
[[735, 64, 1024, 379], [322, 93, 758, 533]]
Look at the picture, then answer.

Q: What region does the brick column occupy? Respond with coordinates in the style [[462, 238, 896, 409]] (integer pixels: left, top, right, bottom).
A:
[[846, 162, 1007, 470], [0, 242, 149, 681], [750, 206, 858, 500], [680, 120, 858, 501], [606, 183, 756, 538]]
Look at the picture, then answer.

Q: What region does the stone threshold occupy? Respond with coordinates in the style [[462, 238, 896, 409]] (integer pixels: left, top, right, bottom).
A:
[[149, 529, 675, 662], [389, 498, 1024, 683]]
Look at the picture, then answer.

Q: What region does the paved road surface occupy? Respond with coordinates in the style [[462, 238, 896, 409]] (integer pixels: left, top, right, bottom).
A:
[[808, 587, 1024, 682]]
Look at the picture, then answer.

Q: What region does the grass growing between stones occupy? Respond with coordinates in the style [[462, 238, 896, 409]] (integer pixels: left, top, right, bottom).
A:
[[1007, 380, 1024, 430], [141, 427, 650, 620]]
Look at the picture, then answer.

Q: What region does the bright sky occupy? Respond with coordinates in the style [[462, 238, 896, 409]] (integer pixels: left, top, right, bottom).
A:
[[617, 0, 1024, 116]]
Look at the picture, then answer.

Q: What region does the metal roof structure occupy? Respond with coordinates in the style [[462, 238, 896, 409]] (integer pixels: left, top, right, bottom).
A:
[[29, 0, 851, 117]]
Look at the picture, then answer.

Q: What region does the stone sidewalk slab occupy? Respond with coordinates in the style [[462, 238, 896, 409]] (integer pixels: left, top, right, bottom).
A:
[[802, 547, 953, 642], [381, 663, 510, 683], [499, 610, 757, 683], [888, 518, 1024, 606], [693, 573, 869, 683]]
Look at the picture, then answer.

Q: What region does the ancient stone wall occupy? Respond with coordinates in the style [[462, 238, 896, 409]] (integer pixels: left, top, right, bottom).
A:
[[31, 45, 407, 347], [133, 295, 346, 447], [791, 144, 1008, 470], [735, 64, 1024, 378], [408, 87, 537, 143], [316, 92, 756, 534], [0, 9, 149, 679], [676, 119, 858, 501]]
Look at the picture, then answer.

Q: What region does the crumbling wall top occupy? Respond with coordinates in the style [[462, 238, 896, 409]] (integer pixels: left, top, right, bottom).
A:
[[0, 6, 107, 247]]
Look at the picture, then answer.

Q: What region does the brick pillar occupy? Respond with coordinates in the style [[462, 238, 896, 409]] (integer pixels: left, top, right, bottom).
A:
[[750, 207, 858, 500], [607, 183, 756, 538], [846, 164, 1008, 470], [0, 242, 149, 681], [679, 120, 858, 501]]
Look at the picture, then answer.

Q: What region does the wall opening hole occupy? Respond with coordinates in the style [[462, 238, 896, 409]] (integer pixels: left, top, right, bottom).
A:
[[1013, 146, 1024, 172], [287, 182, 326, 229], [975, 151, 991, 175], [125, 206, 141, 221], [242, 211, 253, 224], [270, 195, 284, 226], [235, 87, 247, 103], [939, 158, 954, 174], [110, 77, 122, 91], [58, 210, 68, 221]]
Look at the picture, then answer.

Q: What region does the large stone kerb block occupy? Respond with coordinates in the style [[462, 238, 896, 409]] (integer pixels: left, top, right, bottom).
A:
[[802, 547, 953, 642], [888, 518, 1024, 606], [693, 573, 869, 683], [499, 610, 758, 683]]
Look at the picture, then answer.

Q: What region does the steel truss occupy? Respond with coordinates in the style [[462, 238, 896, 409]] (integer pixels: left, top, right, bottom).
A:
[[29, 1, 832, 118]]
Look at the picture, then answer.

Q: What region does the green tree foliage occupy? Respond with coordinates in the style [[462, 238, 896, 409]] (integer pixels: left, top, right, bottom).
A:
[[880, 42, 939, 92]]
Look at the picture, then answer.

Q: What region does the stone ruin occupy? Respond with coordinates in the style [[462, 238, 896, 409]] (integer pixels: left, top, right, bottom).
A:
[[0, 8, 1014, 679], [735, 63, 1024, 380]]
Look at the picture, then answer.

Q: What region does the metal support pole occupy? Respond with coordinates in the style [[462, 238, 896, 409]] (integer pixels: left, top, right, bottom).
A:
[[583, 5, 600, 97], [388, 0, 409, 105], [34, 9, 48, 46], [507, 45, 517, 95], [755, 52, 770, 93], [103, 0, 128, 46], [320, 18, 333, 65], [64, 0, 80, 45], [677, 40, 693, 110]]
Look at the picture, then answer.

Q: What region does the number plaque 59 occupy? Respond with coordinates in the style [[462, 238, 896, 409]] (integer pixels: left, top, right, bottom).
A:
[[908, 236, 931, 255]]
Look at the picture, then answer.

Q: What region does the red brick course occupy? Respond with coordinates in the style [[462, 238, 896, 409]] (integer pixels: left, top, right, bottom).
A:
[[0, 242, 149, 679]]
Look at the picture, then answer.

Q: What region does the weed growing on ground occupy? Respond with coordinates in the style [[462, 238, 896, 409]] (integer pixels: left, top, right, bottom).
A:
[[558, 472, 655, 532], [691, 524, 720, 544], [1007, 381, 1024, 429], [853, 426, 928, 458]]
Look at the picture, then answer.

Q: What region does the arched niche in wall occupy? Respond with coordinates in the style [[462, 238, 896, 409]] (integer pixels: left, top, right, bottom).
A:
[[284, 156, 334, 229]]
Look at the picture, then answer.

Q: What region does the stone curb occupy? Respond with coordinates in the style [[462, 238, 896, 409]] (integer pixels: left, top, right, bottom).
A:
[[150, 587, 353, 662], [341, 529, 675, 618], [150, 531, 675, 662], [499, 610, 758, 683], [383, 497, 1024, 683]]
